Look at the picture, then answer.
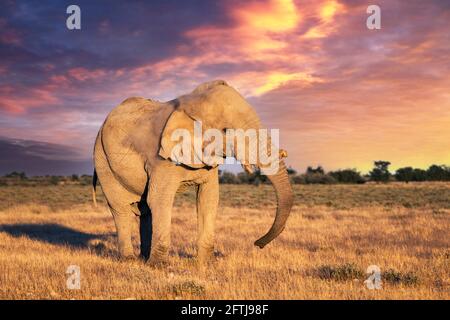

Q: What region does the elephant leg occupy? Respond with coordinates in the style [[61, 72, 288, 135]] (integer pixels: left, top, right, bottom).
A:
[[109, 207, 135, 260], [138, 201, 152, 260], [95, 147, 140, 260], [147, 169, 179, 266], [196, 169, 219, 264]]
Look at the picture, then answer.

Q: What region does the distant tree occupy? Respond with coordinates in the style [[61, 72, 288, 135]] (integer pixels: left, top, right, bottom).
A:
[[426, 165, 450, 181], [71, 174, 79, 181], [302, 173, 336, 184], [50, 176, 60, 185], [287, 167, 297, 176], [306, 166, 325, 174], [291, 165, 335, 184], [5, 171, 27, 180], [219, 171, 239, 184], [80, 175, 92, 186], [395, 167, 414, 183], [369, 161, 391, 182], [292, 174, 305, 184], [251, 169, 268, 184], [412, 168, 428, 181], [329, 169, 365, 184], [236, 172, 249, 184]]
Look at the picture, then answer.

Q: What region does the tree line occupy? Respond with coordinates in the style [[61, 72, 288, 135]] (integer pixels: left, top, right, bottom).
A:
[[1, 161, 449, 186], [219, 161, 450, 185], [0, 172, 92, 186]]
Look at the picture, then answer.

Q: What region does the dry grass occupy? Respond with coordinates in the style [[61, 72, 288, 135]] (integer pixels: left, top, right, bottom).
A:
[[0, 183, 449, 299]]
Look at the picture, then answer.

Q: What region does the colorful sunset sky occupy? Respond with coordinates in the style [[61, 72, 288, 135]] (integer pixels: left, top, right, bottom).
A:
[[1, 0, 449, 175]]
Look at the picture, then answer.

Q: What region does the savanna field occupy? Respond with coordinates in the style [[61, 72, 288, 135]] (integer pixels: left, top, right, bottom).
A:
[[0, 183, 449, 299]]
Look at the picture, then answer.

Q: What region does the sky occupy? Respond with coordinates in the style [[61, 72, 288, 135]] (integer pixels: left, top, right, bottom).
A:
[[0, 0, 449, 175]]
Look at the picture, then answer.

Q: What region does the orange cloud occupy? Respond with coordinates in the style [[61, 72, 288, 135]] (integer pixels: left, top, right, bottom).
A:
[[182, 0, 325, 95], [233, 0, 300, 33], [302, 0, 346, 39], [227, 71, 323, 97]]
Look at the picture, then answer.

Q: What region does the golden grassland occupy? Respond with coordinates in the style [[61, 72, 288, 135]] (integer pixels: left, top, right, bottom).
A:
[[0, 183, 449, 299]]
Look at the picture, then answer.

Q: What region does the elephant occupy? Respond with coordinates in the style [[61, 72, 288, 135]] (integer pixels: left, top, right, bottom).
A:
[[92, 80, 294, 266]]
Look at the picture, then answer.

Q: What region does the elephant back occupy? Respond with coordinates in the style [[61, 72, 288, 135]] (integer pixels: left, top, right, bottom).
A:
[[99, 97, 163, 194]]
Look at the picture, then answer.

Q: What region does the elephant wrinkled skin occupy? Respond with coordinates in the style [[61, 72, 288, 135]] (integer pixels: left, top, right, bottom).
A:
[[93, 80, 294, 266]]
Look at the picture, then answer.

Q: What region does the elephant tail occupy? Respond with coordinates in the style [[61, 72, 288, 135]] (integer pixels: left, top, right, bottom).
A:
[[92, 169, 98, 207]]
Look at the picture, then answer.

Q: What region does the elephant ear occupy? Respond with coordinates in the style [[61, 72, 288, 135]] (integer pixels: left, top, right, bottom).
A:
[[159, 110, 224, 168]]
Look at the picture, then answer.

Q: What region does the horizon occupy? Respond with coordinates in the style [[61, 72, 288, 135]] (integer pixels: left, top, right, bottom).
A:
[[1, 0, 450, 175]]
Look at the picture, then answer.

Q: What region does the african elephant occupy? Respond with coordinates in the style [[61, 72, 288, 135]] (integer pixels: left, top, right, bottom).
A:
[[92, 80, 294, 266]]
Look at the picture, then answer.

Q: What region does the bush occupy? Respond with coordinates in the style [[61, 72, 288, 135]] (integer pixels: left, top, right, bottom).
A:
[[170, 281, 205, 296], [236, 172, 249, 184], [395, 167, 414, 182], [427, 165, 450, 181], [80, 175, 93, 186], [50, 176, 61, 185], [294, 173, 336, 184], [383, 269, 419, 286], [329, 169, 365, 184], [219, 171, 239, 184], [4, 171, 27, 180], [412, 168, 427, 181], [395, 165, 450, 182], [291, 175, 305, 184], [316, 263, 364, 281]]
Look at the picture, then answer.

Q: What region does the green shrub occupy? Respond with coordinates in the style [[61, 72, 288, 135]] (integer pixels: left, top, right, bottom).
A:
[[219, 171, 239, 184], [170, 281, 205, 296], [329, 169, 365, 184], [383, 269, 419, 286], [50, 176, 60, 185], [294, 173, 336, 184], [316, 263, 364, 281]]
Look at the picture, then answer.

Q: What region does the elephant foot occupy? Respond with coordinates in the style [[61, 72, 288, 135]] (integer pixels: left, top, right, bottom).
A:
[[147, 245, 169, 268]]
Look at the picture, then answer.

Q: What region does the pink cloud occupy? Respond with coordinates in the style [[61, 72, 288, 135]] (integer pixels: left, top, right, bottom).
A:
[[0, 84, 59, 114], [67, 68, 108, 82], [0, 18, 22, 45]]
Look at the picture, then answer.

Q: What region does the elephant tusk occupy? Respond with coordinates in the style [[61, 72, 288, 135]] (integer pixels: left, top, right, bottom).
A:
[[279, 149, 288, 159]]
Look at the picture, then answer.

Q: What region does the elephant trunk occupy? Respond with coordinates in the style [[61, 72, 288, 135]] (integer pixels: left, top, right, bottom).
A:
[[232, 112, 293, 248], [254, 160, 294, 248]]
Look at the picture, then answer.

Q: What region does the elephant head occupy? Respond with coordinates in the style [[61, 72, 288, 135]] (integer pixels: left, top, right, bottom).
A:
[[159, 80, 294, 248]]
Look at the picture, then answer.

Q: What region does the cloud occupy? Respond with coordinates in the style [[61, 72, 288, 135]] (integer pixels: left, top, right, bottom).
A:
[[0, 84, 59, 114], [0, 0, 449, 173], [0, 17, 22, 45], [233, 0, 300, 33], [302, 0, 346, 39], [0, 137, 92, 176]]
